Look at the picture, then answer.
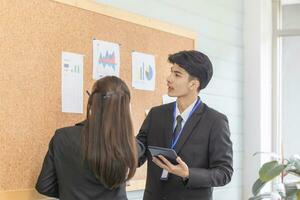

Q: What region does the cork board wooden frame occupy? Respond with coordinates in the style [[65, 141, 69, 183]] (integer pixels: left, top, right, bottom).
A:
[[0, 0, 196, 199]]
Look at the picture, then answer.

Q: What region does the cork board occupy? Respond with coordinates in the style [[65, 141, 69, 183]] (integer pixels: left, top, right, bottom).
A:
[[0, 0, 195, 194]]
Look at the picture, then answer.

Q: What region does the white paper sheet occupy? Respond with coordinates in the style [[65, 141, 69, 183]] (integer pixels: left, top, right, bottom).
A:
[[61, 51, 84, 113], [93, 40, 120, 80], [131, 52, 156, 91]]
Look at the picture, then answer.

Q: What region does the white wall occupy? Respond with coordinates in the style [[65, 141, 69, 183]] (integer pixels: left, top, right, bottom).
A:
[[94, 0, 245, 199], [243, 0, 273, 199]]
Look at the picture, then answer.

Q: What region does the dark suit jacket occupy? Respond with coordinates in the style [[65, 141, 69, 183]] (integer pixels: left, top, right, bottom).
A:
[[137, 102, 233, 200], [36, 121, 145, 200]]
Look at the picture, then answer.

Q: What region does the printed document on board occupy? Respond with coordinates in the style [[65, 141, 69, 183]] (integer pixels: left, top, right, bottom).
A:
[[61, 51, 84, 113]]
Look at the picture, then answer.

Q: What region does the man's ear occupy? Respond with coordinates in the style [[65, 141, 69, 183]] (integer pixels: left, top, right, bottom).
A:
[[196, 80, 200, 90], [190, 79, 200, 90]]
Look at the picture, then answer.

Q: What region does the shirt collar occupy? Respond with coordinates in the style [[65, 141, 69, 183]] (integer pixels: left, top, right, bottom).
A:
[[175, 97, 198, 123]]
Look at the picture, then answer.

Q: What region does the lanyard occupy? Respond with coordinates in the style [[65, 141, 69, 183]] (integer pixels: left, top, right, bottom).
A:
[[171, 98, 202, 149]]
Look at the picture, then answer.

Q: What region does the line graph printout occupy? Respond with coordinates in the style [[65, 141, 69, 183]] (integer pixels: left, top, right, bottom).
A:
[[132, 52, 156, 91], [93, 40, 120, 80]]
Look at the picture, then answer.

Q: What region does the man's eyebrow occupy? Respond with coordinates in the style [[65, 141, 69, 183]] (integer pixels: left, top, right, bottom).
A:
[[172, 69, 183, 74]]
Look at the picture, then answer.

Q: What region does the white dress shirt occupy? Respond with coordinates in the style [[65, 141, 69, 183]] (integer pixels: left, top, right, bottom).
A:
[[174, 98, 198, 130]]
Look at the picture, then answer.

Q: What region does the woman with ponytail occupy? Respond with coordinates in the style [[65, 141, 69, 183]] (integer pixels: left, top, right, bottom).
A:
[[36, 76, 144, 200]]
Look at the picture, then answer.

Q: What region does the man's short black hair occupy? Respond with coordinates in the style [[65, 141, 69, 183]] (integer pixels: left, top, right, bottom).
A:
[[168, 50, 213, 90]]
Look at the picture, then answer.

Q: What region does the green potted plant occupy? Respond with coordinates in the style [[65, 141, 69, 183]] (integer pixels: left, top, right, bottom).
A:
[[249, 155, 300, 200]]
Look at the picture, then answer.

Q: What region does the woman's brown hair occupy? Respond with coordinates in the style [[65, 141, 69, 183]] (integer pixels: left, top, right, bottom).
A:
[[81, 76, 137, 189]]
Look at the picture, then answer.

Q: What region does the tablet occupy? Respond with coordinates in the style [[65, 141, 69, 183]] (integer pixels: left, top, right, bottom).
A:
[[148, 145, 178, 165]]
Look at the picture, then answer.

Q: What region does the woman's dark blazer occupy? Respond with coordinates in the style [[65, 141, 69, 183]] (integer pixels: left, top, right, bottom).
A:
[[36, 121, 145, 200]]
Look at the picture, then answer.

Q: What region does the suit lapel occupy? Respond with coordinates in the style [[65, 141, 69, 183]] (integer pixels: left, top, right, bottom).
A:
[[163, 102, 176, 148], [174, 102, 206, 153]]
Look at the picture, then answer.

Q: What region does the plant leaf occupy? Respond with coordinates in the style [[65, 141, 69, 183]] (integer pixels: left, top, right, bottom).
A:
[[252, 178, 267, 196], [259, 161, 286, 182], [293, 159, 300, 175], [287, 169, 300, 177], [248, 193, 273, 200], [297, 190, 300, 200], [287, 156, 300, 175], [285, 182, 298, 197]]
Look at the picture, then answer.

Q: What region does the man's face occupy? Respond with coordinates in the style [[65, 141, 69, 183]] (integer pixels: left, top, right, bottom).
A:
[[167, 64, 194, 97]]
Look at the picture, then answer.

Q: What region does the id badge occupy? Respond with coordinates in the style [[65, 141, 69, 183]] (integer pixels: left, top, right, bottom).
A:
[[160, 169, 169, 181]]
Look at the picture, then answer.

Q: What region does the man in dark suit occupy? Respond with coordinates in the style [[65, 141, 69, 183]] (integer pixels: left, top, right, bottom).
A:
[[137, 50, 233, 200]]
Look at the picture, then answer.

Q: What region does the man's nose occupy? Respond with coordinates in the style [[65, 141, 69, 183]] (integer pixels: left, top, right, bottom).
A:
[[166, 74, 172, 82]]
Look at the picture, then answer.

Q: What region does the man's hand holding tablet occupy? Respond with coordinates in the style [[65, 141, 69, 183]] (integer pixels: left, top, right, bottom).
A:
[[148, 146, 189, 179]]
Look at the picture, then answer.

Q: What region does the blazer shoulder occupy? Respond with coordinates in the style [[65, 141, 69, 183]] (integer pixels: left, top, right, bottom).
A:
[[150, 102, 174, 114], [52, 123, 82, 143], [203, 103, 228, 122]]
